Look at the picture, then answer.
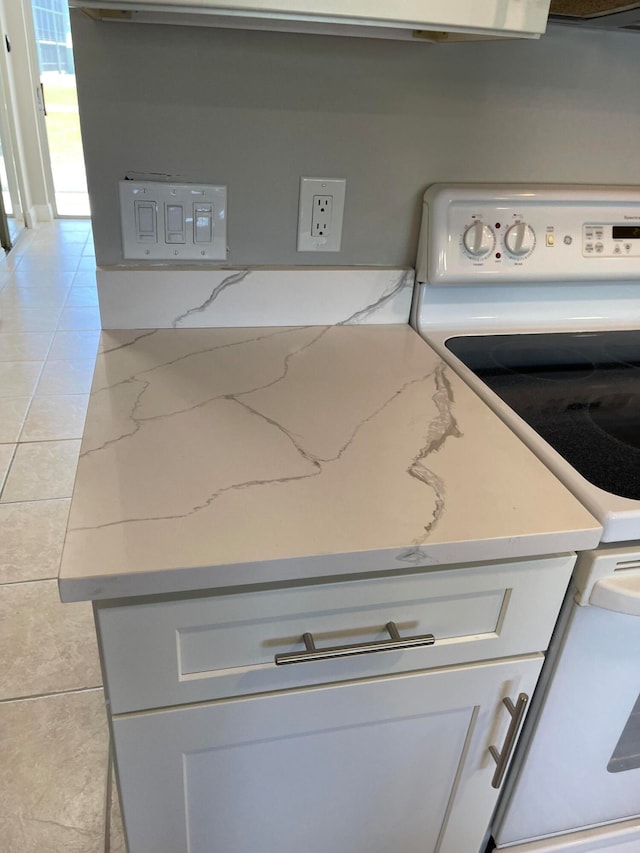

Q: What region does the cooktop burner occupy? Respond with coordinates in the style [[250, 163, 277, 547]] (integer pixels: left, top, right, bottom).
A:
[[446, 331, 640, 500]]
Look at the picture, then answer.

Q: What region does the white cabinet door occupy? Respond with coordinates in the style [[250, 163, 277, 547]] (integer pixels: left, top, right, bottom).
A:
[[80, 0, 551, 39], [113, 656, 543, 853]]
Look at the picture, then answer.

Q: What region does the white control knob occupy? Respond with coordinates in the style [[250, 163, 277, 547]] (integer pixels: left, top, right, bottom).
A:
[[504, 221, 536, 257], [462, 221, 495, 258]]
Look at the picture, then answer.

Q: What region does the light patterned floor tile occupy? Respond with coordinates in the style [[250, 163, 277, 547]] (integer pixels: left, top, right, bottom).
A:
[[17, 251, 83, 270], [48, 330, 100, 361], [0, 398, 31, 442], [1, 247, 25, 267], [77, 258, 97, 273], [0, 221, 109, 853], [1, 439, 81, 502], [108, 765, 128, 853], [0, 444, 15, 492], [0, 288, 68, 309], [55, 220, 92, 233], [72, 271, 97, 289], [0, 499, 70, 583], [42, 235, 90, 248], [26, 250, 83, 263], [0, 306, 62, 332], [65, 287, 98, 307], [0, 332, 53, 361], [0, 299, 63, 315], [36, 358, 96, 395], [1, 282, 72, 304], [11, 266, 77, 285], [0, 361, 42, 396], [9, 237, 33, 256], [0, 689, 108, 853], [0, 580, 101, 699], [36, 231, 90, 246], [21, 395, 89, 442], [57, 305, 101, 331]]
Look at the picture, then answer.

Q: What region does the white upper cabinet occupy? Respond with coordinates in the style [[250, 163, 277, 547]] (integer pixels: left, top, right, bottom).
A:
[[72, 0, 552, 40]]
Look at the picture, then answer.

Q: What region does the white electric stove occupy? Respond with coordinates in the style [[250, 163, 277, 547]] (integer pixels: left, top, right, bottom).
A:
[[412, 185, 640, 853]]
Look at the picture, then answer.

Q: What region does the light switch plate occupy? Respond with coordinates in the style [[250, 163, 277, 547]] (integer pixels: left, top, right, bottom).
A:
[[297, 177, 346, 252], [119, 180, 227, 261]]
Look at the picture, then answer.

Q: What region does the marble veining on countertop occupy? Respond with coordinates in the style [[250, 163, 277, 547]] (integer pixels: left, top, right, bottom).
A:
[[58, 325, 601, 601]]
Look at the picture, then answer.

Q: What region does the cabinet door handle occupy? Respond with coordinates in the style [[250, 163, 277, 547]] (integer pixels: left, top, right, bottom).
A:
[[489, 693, 529, 789], [274, 621, 435, 666]]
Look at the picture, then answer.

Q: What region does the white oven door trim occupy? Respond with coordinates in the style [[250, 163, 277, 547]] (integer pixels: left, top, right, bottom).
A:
[[590, 575, 640, 616], [573, 547, 640, 607], [493, 587, 640, 847], [494, 816, 640, 851]]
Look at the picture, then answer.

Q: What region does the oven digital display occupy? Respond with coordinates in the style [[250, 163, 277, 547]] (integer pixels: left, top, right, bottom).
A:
[[612, 226, 640, 239]]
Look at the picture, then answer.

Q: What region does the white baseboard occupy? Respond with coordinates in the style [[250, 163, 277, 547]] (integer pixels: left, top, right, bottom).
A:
[[23, 203, 54, 228], [33, 203, 54, 223], [23, 206, 37, 229]]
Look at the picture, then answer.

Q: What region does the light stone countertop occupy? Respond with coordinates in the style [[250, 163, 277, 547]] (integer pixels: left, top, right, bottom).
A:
[[58, 325, 602, 601]]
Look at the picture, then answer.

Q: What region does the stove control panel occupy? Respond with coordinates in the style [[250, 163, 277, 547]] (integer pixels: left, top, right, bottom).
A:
[[417, 184, 640, 284], [582, 223, 640, 258]]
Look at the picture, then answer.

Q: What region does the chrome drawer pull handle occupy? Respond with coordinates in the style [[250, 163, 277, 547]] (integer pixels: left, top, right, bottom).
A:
[[489, 693, 529, 789], [274, 621, 435, 666]]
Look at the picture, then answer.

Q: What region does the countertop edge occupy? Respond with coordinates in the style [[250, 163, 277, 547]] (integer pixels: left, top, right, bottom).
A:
[[59, 525, 602, 603]]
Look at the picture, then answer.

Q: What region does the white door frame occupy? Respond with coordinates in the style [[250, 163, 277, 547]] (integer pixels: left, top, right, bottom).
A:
[[0, 7, 28, 224], [0, 67, 25, 223], [0, 0, 55, 226], [20, 0, 58, 217]]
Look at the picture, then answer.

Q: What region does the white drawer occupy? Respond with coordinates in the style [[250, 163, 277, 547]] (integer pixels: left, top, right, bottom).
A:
[[97, 554, 575, 715]]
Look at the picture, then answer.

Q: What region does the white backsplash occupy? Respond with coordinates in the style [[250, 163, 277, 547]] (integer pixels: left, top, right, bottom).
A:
[[96, 267, 414, 328]]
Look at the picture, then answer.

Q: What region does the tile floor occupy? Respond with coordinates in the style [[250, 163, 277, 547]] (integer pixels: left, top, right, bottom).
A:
[[0, 220, 127, 852]]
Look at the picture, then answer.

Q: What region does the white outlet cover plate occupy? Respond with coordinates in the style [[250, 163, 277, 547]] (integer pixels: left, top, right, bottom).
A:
[[297, 176, 346, 252], [119, 180, 227, 261]]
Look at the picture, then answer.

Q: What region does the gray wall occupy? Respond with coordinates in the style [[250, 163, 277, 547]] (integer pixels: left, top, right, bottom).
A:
[[70, 12, 640, 267]]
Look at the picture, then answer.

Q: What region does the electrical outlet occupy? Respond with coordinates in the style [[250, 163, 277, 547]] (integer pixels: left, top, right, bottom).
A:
[[311, 196, 333, 237], [297, 177, 346, 252]]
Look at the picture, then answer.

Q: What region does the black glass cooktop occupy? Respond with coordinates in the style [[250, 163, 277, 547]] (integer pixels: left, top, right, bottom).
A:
[[446, 331, 640, 500]]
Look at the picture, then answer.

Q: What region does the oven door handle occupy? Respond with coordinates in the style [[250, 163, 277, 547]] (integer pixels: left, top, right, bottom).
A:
[[589, 575, 640, 617]]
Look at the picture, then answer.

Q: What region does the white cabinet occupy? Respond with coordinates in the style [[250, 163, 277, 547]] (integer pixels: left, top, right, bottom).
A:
[[97, 556, 574, 853], [113, 655, 543, 853], [97, 554, 575, 714], [74, 0, 551, 40]]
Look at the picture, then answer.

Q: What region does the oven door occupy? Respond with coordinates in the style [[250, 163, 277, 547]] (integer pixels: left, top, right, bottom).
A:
[[493, 581, 640, 847]]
